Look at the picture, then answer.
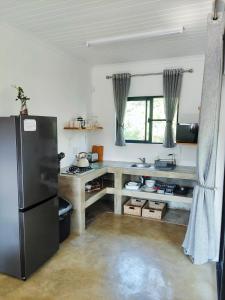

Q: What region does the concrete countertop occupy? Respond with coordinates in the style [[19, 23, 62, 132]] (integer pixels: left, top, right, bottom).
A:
[[60, 160, 197, 181]]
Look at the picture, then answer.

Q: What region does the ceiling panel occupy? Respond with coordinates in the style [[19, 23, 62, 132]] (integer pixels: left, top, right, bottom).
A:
[[0, 0, 213, 64]]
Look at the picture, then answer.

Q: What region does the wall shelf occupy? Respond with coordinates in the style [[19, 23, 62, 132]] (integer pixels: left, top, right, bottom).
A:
[[64, 127, 103, 131]]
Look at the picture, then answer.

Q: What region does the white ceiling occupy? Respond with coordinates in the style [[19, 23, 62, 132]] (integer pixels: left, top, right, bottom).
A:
[[0, 0, 213, 65]]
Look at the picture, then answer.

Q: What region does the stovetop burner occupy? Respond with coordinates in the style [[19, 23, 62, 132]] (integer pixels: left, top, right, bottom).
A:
[[67, 165, 92, 174]]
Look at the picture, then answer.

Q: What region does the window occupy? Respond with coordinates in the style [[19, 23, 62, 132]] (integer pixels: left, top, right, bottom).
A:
[[124, 96, 177, 144]]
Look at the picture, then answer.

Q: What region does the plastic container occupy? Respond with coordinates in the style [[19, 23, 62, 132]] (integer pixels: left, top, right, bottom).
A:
[[58, 197, 73, 243]]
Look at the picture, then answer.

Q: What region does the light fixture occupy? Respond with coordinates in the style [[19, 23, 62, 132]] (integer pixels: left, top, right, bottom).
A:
[[86, 27, 184, 47]]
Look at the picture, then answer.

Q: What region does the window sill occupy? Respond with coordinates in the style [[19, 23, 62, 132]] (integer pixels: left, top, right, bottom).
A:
[[125, 141, 197, 145], [125, 140, 162, 144]]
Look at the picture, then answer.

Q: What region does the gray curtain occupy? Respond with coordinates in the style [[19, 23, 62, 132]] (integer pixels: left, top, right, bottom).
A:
[[183, 13, 225, 264], [112, 73, 131, 146], [163, 69, 183, 148]]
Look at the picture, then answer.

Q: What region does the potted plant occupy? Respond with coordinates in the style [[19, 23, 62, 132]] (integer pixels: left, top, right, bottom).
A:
[[13, 85, 30, 115]]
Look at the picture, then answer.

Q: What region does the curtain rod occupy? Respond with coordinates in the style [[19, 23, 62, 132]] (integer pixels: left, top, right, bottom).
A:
[[105, 68, 193, 79]]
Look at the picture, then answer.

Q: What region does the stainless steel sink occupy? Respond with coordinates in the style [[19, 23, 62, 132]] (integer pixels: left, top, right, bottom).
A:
[[130, 163, 151, 168]]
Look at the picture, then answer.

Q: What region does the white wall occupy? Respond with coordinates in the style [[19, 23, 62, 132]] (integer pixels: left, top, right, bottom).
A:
[[0, 23, 91, 167], [89, 55, 204, 166]]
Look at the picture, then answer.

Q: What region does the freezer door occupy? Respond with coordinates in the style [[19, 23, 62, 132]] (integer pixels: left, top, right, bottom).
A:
[[18, 116, 58, 209], [20, 197, 59, 279]]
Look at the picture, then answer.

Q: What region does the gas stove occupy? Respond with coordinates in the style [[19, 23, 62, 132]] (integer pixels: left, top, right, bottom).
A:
[[65, 165, 93, 175]]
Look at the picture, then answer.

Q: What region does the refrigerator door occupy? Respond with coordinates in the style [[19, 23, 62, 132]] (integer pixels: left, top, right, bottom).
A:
[[0, 117, 22, 278], [20, 197, 59, 279], [18, 116, 58, 209]]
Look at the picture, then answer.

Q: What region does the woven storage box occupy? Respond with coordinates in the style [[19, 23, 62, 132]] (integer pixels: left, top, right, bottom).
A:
[[124, 198, 146, 216], [130, 198, 146, 206], [148, 200, 165, 210], [142, 201, 166, 220]]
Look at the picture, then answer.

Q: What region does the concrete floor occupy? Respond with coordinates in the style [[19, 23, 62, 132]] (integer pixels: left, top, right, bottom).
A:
[[0, 213, 217, 300]]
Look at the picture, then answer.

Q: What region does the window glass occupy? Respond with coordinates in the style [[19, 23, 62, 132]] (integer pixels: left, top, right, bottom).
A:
[[152, 121, 166, 143], [124, 96, 177, 143], [124, 100, 146, 140], [153, 97, 165, 119], [146, 101, 150, 141]]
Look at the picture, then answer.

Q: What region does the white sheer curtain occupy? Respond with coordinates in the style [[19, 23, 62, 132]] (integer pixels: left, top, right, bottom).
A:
[[183, 13, 225, 264]]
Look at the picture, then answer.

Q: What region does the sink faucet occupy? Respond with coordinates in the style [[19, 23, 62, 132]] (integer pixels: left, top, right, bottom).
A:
[[138, 157, 146, 164]]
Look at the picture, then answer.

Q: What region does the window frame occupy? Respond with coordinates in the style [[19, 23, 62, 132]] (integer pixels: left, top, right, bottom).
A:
[[125, 96, 167, 144]]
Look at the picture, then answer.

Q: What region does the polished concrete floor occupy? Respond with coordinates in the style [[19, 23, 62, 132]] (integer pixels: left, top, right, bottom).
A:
[[0, 213, 217, 300]]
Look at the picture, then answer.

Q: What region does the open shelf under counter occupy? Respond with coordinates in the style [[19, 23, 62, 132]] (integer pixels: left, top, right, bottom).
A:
[[122, 188, 193, 204], [85, 188, 107, 209], [85, 187, 115, 209], [124, 208, 190, 227]]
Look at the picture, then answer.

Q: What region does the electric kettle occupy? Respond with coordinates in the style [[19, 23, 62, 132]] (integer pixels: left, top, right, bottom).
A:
[[76, 152, 90, 168]]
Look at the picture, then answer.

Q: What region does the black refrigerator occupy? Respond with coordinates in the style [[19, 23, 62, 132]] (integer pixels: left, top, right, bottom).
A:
[[0, 115, 59, 280]]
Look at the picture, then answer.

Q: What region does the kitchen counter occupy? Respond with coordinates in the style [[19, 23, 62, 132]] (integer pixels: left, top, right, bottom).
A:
[[60, 160, 197, 181], [59, 161, 196, 235], [94, 161, 196, 180]]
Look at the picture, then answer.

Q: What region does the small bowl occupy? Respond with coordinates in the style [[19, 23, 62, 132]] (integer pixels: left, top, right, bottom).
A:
[[145, 180, 156, 187]]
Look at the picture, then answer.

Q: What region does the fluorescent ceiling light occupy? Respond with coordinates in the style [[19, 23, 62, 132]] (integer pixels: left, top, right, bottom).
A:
[[86, 27, 184, 47]]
